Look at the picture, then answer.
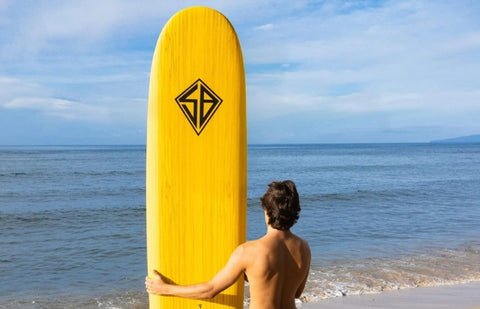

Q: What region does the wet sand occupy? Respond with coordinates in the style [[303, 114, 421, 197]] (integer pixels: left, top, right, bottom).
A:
[[300, 281, 480, 308]]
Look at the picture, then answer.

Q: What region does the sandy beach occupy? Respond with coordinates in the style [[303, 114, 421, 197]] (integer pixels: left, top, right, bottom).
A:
[[300, 281, 480, 309]]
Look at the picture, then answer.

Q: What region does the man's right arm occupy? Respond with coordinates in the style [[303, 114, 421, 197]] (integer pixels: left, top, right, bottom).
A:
[[146, 244, 248, 299]]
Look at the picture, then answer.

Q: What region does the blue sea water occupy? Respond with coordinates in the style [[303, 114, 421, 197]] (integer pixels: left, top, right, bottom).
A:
[[1, 144, 479, 307]]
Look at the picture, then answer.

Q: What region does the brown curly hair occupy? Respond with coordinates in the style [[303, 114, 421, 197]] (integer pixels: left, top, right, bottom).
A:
[[260, 180, 301, 230]]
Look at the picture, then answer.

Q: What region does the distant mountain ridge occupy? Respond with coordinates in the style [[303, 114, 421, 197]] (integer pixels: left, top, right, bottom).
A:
[[431, 134, 480, 143]]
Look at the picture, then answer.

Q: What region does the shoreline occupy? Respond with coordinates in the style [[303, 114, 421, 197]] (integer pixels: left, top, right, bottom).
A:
[[300, 281, 480, 308], [2, 281, 480, 308]]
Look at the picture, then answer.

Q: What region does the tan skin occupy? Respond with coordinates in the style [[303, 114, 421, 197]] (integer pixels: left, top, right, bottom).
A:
[[145, 211, 311, 308]]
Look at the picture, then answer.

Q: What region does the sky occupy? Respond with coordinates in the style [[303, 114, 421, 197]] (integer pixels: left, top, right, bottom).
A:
[[0, 0, 479, 145]]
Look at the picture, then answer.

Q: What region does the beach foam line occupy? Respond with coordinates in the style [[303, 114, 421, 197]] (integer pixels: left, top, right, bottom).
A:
[[301, 244, 480, 302]]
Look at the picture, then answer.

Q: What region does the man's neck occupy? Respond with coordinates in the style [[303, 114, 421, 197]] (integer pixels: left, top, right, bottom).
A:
[[266, 226, 292, 238]]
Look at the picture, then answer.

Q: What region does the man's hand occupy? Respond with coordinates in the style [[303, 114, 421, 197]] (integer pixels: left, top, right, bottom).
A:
[[145, 270, 167, 295]]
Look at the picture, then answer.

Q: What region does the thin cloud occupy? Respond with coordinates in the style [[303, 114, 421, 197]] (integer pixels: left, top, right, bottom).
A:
[[5, 97, 72, 110], [255, 23, 274, 31], [4, 97, 108, 121]]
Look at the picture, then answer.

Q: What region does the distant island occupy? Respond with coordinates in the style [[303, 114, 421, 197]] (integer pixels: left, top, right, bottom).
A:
[[431, 134, 480, 143]]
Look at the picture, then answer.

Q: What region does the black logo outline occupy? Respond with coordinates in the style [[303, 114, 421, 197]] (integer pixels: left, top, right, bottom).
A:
[[175, 79, 223, 136]]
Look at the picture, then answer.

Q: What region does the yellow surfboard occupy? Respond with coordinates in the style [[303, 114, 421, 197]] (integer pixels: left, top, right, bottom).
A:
[[146, 6, 246, 309]]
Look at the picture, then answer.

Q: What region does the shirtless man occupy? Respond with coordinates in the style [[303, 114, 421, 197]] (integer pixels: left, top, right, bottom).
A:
[[145, 180, 311, 308]]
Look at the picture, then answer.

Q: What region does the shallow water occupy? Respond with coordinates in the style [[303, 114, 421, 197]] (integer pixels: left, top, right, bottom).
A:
[[1, 144, 479, 307]]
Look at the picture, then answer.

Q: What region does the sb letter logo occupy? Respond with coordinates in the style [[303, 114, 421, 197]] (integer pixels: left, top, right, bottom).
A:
[[175, 79, 223, 135]]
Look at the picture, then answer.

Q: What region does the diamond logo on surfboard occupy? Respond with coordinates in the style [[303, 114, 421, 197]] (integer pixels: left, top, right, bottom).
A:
[[175, 79, 223, 135]]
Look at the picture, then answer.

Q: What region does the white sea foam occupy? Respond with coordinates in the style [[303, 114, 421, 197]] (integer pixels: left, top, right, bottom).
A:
[[301, 244, 480, 302]]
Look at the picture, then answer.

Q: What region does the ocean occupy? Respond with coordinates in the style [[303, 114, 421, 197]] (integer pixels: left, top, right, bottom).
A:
[[1, 144, 479, 308]]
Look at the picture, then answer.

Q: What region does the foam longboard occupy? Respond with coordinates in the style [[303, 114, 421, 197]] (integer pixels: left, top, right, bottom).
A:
[[146, 6, 246, 309]]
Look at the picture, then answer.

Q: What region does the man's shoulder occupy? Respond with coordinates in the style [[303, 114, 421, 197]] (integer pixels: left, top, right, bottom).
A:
[[296, 234, 310, 247], [286, 233, 311, 263], [239, 237, 265, 251], [237, 237, 270, 258], [286, 231, 308, 245]]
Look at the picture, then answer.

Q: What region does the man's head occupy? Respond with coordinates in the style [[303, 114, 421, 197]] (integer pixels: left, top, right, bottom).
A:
[[260, 180, 301, 230]]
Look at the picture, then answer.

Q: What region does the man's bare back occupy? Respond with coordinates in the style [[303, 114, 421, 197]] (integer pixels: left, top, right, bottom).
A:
[[243, 227, 311, 308], [145, 180, 310, 308]]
